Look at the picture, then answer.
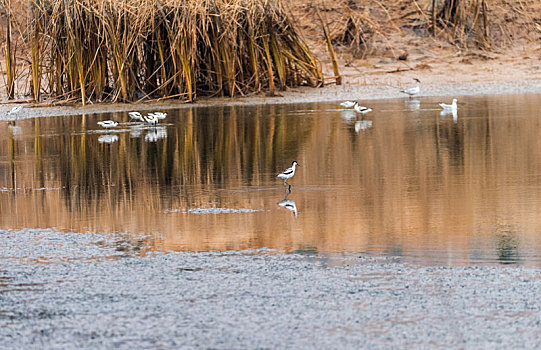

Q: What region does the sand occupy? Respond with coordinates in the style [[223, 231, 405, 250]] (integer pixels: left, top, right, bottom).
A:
[[1, 229, 541, 349]]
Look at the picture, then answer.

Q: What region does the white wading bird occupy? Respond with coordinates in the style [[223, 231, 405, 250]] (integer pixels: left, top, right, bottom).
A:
[[439, 98, 457, 110], [143, 114, 159, 125], [97, 120, 118, 128], [277, 161, 300, 186], [129, 111, 144, 121], [340, 101, 358, 108], [354, 103, 372, 114], [149, 112, 167, 120], [400, 78, 421, 97]]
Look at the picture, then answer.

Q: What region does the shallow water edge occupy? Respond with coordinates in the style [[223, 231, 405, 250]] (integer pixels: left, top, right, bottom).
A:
[[1, 79, 541, 121]]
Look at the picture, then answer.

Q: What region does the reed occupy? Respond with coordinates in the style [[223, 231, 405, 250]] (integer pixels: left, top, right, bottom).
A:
[[4, 0, 15, 99], [2, 0, 323, 103], [436, 0, 491, 47]]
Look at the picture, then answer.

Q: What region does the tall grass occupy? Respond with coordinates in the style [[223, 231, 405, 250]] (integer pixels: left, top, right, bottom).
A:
[[2, 0, 323, 103]]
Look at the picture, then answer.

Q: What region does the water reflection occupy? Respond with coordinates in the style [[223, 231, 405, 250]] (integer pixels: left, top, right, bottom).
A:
[[277, 190, 298, 217], [405, 98, 420, 111], [144, 126, 168, 143], [355, 119, 373, 133], [8, 123, 22, 137], [98, 134, 119, 144], [2, 95, 541, 265], [440, 108, 458, 123], [341, 110, 357, 122], [494, 224, 520, 265]]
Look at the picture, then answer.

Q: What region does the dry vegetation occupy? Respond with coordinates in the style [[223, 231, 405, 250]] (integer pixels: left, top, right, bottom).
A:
[[1, 0, 323, 104], [292, 0, 540, 59], [1, 0, 540, 104]]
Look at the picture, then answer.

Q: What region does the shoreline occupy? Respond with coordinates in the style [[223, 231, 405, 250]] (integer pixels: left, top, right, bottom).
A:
[[1, 79, 541, 120]]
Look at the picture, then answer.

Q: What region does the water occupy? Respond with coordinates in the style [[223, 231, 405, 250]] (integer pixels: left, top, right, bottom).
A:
[[1, 94, 541, 265]]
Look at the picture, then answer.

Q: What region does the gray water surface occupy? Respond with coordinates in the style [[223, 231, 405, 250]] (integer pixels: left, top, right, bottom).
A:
[[2, 94, 541, 265]]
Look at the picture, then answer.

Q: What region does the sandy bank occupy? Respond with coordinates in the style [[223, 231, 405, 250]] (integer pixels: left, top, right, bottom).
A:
[[1, 229, 540, 349], [1, 78, 540, 121]]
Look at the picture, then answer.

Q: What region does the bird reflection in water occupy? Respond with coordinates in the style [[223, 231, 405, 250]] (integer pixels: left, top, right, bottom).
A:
[[98, 134, 119, 143], [144, 126, 168, 142], [440, 109, 458, 123], [277, 189, 298, 217], [341, 109, 357, 123], [342, 110, 372, 133], [8, 122, 22, 138], [405, 98, 420, 111], [355, 119, 373, 133]]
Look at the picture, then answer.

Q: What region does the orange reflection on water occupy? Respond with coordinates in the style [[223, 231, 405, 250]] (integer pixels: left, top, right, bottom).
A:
[[1, 94, 541, 265]]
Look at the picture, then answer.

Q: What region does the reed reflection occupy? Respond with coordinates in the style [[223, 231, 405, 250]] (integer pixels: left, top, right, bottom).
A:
[[494, 225, 520, 265], [1, 95, 541, 264]]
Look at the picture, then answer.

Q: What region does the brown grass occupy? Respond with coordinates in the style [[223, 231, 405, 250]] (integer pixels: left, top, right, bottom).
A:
[[1, 0, 323, 103]]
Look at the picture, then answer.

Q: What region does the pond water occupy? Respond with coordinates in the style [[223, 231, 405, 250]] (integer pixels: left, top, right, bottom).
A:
[[1, 94, 541, 265]]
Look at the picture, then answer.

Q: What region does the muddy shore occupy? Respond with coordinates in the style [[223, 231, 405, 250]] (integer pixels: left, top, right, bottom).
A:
[[1, 78, 541, 121], [1, 229, 541, 349]]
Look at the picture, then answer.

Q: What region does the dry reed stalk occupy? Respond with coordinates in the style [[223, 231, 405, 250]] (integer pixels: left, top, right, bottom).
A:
[[316, 7, 341, 85], [30, 0, 42, 102], [5, 0, 15, 99]]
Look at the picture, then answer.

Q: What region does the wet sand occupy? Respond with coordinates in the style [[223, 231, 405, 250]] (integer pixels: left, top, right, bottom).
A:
[[1, 229, 541, 349]]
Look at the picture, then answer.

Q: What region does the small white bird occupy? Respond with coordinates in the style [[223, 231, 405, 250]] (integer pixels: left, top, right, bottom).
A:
[[400, 78, 421, 96], [149, 112, 167, 120], [340, 101, 357, 108], [354, 104, 372, 114], [97, 120, 118, 128], [7, 106, 23, 115], [439, 99, 457, 110], [277, 161, 300, 186], [143, 114, 159, 125], [129, 111, 144, 121]]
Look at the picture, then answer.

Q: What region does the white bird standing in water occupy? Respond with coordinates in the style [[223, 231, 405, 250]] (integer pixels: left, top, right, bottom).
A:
[[144, 114, 159, 125], [149, 112, 167, 120], [97, 120, 118, 128], [277, 161, 300, 186], [400, 78, 420, 97], [129, 111, 144, 121], [340, 101, 357, 108], [354, 103, 372, 114], [439, 98, 457, 111]]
